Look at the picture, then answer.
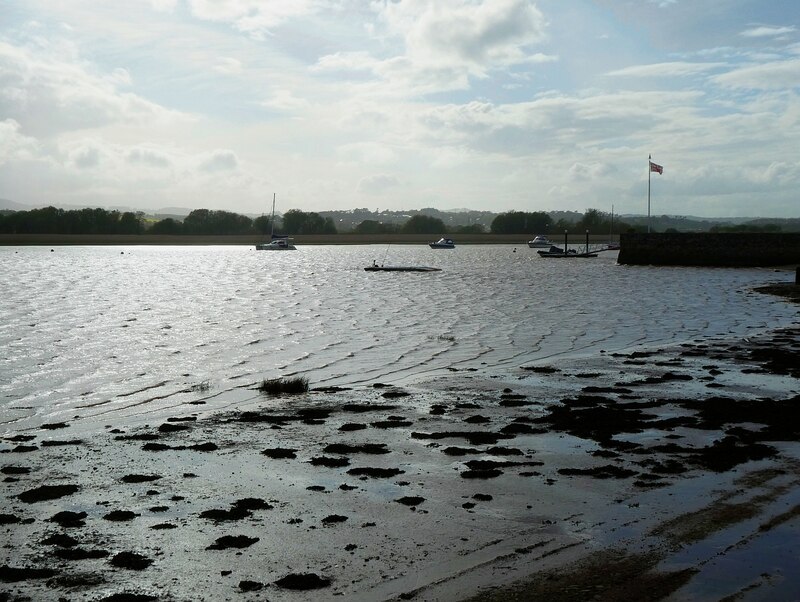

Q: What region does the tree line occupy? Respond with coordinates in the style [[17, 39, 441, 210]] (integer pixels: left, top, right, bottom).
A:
[[0, 206, 337, 236], [1, 205, 786, 236]]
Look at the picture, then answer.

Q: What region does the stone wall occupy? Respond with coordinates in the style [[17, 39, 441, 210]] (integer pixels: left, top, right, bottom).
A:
[[618, 232, 800, 267]]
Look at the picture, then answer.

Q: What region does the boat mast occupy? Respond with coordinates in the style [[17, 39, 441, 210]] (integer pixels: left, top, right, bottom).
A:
[[270, 193, 276, 239]]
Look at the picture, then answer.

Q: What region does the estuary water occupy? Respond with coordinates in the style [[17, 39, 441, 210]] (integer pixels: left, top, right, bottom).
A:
[[0, 244, 796, 433]]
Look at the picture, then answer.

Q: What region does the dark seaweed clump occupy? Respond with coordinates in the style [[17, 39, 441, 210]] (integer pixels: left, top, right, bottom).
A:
[[257, 376, 310, 395]]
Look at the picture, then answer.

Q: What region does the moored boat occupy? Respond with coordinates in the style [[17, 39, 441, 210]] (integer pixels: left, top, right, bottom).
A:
[[256, 194, 296, 251], [527, 235, 554, 248]]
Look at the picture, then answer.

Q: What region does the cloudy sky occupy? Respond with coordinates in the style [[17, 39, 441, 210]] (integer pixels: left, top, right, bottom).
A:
[[1, 0, 799, 217]]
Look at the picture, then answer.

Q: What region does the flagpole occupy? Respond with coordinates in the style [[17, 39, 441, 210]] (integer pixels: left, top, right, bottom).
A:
[[647, 154, 651, 233]]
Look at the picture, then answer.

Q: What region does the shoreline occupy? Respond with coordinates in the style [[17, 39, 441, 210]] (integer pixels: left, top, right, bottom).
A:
[[1, 289, 798, 601], [2, 234, 548, 246]]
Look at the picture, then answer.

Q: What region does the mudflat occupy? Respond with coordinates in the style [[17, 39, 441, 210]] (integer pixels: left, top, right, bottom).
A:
[[1, 292, 799, 601]]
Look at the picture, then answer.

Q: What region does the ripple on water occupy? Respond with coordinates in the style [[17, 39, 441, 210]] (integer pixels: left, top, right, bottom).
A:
[[0, 245, 795, 430]]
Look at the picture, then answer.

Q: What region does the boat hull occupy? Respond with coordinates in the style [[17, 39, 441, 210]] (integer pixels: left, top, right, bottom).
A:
[[365, 266, 441, 272]]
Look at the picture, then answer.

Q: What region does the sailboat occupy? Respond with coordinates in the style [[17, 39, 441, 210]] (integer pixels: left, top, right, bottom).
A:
[[255, 194, 296, 250]]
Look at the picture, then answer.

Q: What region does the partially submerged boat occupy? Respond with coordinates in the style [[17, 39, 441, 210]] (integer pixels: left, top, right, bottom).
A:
[[537, 232, 597, 258], [537, 246, 597, 258], [429, 238, 455, 249], [365, 263, 441, 272]]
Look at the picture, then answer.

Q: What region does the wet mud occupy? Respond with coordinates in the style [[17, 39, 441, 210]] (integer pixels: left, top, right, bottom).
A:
[[2, 317, 800, 601]]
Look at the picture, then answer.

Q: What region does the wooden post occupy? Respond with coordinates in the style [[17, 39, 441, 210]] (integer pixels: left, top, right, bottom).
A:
[[564, 230, 568, 255], [796, 266, 799, 285], [585, 230, 589, 255]]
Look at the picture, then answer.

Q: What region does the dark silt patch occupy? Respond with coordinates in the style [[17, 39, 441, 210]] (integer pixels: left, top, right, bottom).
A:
[[103, 510, 140, 522], [1, 465, 30, 475], [274, 573, 332, 590], [199, 507, 251, 522], [0, 513, 21, 525], [109, 552, 153, 571], [96, 593, 158, 602], [311, 456, 350, 468], [461, 469, 503, 479], [324, 443, 389, 455], [339, 423, 368, 431], [557, 465, 639, 479], [411, 431, 514, 446], [233, 497, 273, 511], [396, 496, 425, 507], [239, 580, 263, 592], [261, 447, 297, 459], [322, 514, 348, 524], [206, 535, 259, 550], [49, 511, 88, 527], [17, 485, 80, 504], [346, 467, 405, 478], [121, 474, 162, 483], [0, 565, 58, 583]]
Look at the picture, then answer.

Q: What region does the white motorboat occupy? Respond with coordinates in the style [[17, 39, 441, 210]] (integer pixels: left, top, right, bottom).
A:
[[527, 235, 554, 248]]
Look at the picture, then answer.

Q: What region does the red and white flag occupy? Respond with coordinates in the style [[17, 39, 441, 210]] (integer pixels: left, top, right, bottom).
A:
[[650, 161, 663, 174]]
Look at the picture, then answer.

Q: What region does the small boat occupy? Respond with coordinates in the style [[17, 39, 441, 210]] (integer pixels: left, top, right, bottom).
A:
[[256, 194, 296, 251], [527, 235, 554, 248], [537, 232, 597, 258], [429, 237, 455, 249]]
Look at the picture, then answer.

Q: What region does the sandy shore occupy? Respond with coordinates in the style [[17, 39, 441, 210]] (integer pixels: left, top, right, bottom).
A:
[[2, 289, 799, 602]]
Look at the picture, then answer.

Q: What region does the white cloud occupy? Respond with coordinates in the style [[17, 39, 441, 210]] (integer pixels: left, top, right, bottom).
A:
[[213, 57, 242, 75], [261, 89, 310, 113], [127, 146, 173, 169], [740, 25, 797, 38], [0, 119, 41, 164], [357, 174, 401, 194], [197, 149, 239, 173], [2, 0, 800, 217], [0, 40, 190, 138], [67, 143, 103, 169], [337, 142, 397, 165], [380, 0, 548, 74], [607, 61, 726, 78], [713, 58, 800, 89], [186, 0, 315, 36]]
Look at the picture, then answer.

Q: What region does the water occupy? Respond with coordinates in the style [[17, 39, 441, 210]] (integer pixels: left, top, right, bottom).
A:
[[0, 245, 795, 432]]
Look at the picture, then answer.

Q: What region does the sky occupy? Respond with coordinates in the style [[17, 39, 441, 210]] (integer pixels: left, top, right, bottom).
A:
[[1, 0, 799, 218]]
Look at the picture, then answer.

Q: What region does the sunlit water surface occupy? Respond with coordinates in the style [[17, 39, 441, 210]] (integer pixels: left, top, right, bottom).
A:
[[1, 245, 795, 432]]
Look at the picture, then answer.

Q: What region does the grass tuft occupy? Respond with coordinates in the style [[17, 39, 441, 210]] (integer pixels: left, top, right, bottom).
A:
[[257, 376, 309, 395]]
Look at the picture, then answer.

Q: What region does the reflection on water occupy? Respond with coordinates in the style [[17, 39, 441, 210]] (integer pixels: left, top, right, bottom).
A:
[[0, 245, 794, 430]]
